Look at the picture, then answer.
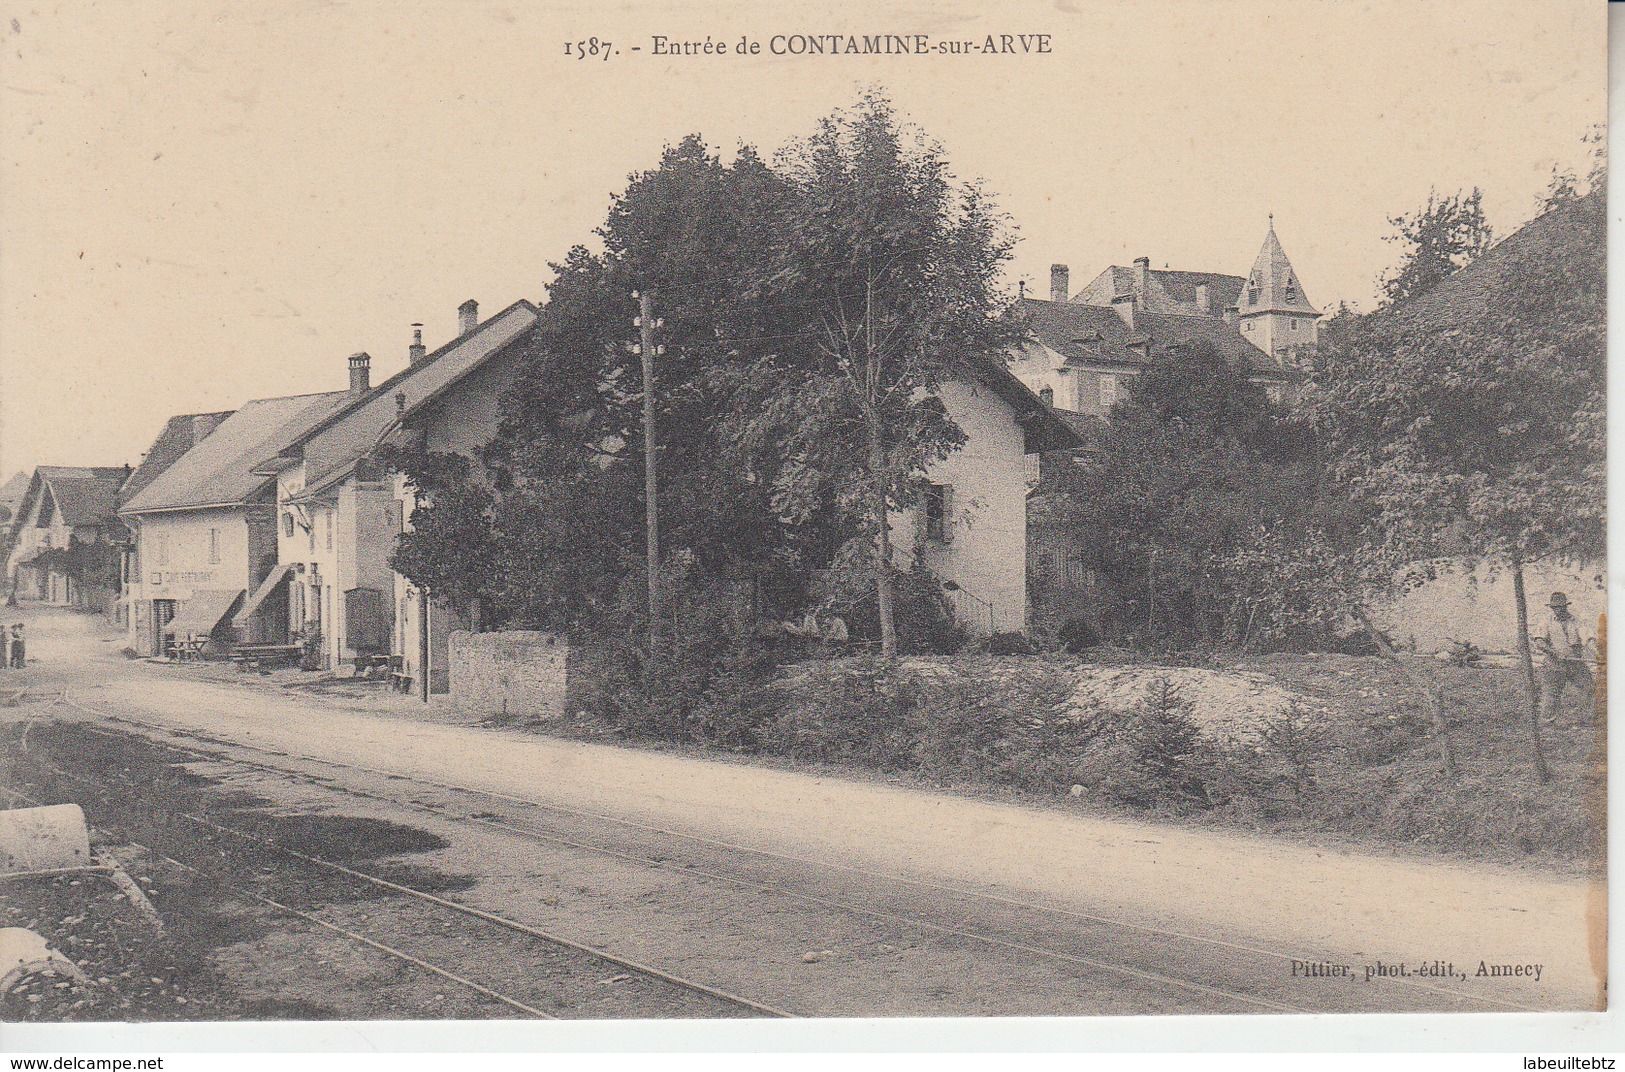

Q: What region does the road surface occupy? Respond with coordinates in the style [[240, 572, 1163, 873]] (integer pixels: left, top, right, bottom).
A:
[[0, 606, 1603, 1015]]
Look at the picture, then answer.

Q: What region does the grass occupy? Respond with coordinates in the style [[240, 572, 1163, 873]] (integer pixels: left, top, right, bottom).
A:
[[562, 650, 1604, 876]]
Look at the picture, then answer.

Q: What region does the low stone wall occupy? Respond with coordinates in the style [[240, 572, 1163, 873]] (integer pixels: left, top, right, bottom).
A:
[[448, 630, 568, 720]]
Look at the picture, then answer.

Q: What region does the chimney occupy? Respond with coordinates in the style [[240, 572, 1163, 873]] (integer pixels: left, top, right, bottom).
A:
[[1195, 283, 1210, 314], [347, 352, 371, 394], [1049, 264, 1069, 304], [1110, 294, 1136, 330], [408, 324, 427, 366], [1133, 256, 1151, 298], [1223, 306, 1238, 326], [190, 413, 222, 446], [458, 299, 479, 336]]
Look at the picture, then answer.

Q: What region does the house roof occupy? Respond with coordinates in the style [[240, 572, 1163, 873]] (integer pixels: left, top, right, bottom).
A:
[[119, 392, 353, 514], [1017, 297, 1290, 378], [121, 412, 235, 507], [965, 354, 1084, 454], [1381, 186, 1604, 333], [265, 299, 540, 488], [1074, 265, 1246, 315], [0, 472, 28, 507], [31, 467, 129, 527], [1146, 270, 1245, 313]]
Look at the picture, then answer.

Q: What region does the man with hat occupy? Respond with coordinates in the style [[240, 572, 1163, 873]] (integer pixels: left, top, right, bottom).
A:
[[1535, 591, 1592, 724]]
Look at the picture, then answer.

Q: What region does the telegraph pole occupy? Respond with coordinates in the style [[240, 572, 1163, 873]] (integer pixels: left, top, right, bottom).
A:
[[634, 290, 662, 667]]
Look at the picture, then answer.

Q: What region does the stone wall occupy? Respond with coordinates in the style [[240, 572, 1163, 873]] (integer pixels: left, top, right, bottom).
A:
[[448, 630, 568, 719]]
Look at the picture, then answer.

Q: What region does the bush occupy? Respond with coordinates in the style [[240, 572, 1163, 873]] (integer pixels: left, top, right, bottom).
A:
[[1066, 679, 1214, 812], [760, 657, 921, 769]]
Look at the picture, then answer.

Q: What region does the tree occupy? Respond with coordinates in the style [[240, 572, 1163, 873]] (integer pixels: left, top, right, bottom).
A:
[[719, 92, 1022, 657], [392, 92, 1019, 676], [1312, 188, 1605, 781], [1052, 340, 1326, 649], [1377, 188, 1493, 308], [1538, 124, 1606, 212]]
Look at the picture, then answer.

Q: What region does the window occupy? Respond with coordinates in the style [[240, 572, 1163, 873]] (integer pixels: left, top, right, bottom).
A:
[[208, 528, 220, 564], [1247, 286, 1259, 305], [920, 483, 954, 543], [308, 520, 315, 552], [325, 512, 333, 551], [1099, 374, 1119, 408], [1039, 386, 1054, 406], [156, 534, 168, 566], [283, 513, 294, 538]]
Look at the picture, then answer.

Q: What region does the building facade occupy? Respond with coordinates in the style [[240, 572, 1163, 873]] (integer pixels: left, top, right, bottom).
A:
[[5, 467, 130, 611], [1012, 220, 1319, 416], [119, 391, 352, 656]]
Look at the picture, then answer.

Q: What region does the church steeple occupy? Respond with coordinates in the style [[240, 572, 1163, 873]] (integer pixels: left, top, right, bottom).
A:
[[1237, 216, 1319, 365]]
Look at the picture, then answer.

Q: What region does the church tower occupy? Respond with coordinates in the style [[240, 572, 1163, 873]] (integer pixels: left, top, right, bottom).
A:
[[1237, 217, 1319, 367]]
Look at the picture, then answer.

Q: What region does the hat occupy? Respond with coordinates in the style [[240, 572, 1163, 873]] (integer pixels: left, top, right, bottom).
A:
[[1547, 591, 1570, 609]]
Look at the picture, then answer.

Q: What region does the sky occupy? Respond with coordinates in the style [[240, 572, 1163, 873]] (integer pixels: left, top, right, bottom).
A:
[[0, 0, 1605, 478]]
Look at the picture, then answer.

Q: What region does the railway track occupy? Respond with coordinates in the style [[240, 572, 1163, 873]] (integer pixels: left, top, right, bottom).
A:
[[6, 687, 1537, 1016], [5, 746, 790, 1020]]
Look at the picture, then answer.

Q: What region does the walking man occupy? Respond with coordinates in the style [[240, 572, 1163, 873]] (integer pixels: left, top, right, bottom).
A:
[[1535, 592, 1592, 724]]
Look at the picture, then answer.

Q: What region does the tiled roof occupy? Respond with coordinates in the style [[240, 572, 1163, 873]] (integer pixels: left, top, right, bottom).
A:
[[1017, 297, 1290, 378], [120, 392, 352, 514], [1381, 187, 1603, 333], [1237, 224, 1319, 316], [0, 472, 28, 507], [121, 412, 234, 507], [1147, 270, 1245, 312], [269, 300, 540, 488], [34, 467, 129, 527]]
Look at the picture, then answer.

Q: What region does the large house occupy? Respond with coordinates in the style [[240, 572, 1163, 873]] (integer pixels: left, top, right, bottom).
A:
[[1010, 220, 1320, 416], [246, 298, 541, 679], [119, 389, 355, 656], [4, 466, 130, 610]]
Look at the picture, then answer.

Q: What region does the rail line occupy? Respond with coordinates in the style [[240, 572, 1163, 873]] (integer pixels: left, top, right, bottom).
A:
[[21, 686, 1541, 1014], [6, 753, 793, 1019]]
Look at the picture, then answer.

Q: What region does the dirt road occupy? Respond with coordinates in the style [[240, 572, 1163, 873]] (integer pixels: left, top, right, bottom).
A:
[[1, 606, 1603, 1015]]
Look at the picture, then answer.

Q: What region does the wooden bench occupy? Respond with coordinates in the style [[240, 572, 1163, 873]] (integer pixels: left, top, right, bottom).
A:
[[230, 643, 303, 672]]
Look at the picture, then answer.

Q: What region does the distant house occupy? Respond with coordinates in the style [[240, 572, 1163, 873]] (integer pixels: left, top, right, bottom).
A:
[[119, 391, 353, 656], [1010, 220, 1319, 416], [5, 466, 131, 611], [254, 299, 540, 680], [0, 472, 28, 528]]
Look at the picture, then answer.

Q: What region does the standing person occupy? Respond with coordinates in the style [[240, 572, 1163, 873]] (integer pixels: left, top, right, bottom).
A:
[[1535, 592, 1592, 724], [7, 623, 23, 669], [0, 622, 9, 670]]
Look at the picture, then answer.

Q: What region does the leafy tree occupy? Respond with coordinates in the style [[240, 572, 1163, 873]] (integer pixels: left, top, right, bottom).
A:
[[1377, 188, 1493, 308], [719, 93, 1021, 657], [1311, 188, 1605, 781], [392, 92, 1018, 687], [1538, 124, 1606, 212], [1053, 340, 1326, 649]]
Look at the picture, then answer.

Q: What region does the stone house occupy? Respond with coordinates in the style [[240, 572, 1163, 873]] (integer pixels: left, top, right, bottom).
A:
[[1010, 220, 1319, 417], [386, 335, 1075, 699], [255, 299, 540, 678], [4, 466, 130, 610], [118, 391, 353, 656]]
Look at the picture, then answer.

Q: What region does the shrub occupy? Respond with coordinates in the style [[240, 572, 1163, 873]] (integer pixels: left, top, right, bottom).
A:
[[759, 657, 921, 769], [1066, 679, 1214, 812]]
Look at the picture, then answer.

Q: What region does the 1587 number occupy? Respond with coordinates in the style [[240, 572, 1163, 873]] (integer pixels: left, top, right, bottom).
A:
[[565, 38, 613, 61]]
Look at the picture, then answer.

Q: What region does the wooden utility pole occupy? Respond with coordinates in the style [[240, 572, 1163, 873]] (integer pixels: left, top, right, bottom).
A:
[[635, 290, 662, 665]]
